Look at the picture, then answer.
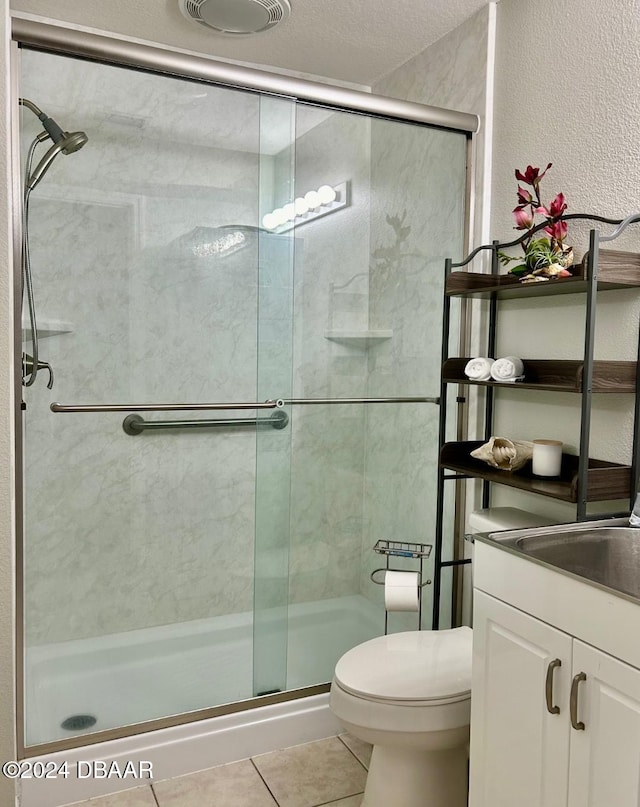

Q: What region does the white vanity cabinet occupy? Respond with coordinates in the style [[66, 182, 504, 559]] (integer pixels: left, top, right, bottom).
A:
[[469, 539, 640, 807], [567, 640, 640, 807], [470, 590, 571, 807]]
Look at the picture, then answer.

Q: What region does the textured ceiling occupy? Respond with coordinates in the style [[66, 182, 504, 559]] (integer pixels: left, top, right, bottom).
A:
[[11, 0, 491, 86]]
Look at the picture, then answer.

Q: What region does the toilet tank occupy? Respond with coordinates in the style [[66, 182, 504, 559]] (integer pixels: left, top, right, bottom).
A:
[[467, 506, 556, 534], [462, 507, 556, 626]]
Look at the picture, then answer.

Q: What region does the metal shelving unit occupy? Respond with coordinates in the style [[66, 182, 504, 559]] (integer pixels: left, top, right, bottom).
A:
[[432, 214, 640, 629]]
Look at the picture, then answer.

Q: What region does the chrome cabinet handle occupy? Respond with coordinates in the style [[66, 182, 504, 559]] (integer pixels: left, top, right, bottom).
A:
[[545, 658, 562, 714], [570, 672, 587, 730]]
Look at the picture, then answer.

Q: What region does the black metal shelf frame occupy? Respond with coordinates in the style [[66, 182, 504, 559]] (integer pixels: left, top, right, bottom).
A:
[[432, 213, 640, 629]]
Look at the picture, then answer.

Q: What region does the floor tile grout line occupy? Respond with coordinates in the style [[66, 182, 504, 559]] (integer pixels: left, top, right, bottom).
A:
[[336, 734, 369, 772], [251, 743, 363, 807], [150, 781, 161, 807], [250, 757, 282, 806], [310, 790, 365, 807]]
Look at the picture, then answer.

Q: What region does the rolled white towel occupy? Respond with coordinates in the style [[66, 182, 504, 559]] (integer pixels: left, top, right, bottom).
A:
[[464, 357, 495, 381], [491, 356, 525, 383]]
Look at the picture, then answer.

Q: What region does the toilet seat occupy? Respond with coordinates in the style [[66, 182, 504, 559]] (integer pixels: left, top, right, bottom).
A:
[[333, 627, 472, 706]]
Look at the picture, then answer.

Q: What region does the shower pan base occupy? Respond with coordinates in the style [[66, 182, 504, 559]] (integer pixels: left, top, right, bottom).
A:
[[26, 594, 380, 747], [19, 692, 342, 807]]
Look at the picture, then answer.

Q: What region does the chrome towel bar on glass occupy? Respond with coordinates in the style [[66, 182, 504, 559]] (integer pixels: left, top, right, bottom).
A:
[[50, 396, 439, 414], [123, 410, 289, 435]]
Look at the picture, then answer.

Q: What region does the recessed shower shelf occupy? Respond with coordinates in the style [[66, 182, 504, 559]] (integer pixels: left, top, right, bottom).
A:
[[324, 330, 392, 348], [22, 318, 73, 339]]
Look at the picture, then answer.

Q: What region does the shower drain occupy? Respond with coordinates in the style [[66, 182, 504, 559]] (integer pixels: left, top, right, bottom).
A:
[[60, 714, 97, 731]]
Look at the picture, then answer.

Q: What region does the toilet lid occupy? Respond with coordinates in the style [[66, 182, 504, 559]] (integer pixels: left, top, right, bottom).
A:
[[334, 627, 472, 703]]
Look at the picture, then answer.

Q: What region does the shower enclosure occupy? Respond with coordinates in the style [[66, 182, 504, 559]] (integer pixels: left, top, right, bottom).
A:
[[16, 32, 471, 752]]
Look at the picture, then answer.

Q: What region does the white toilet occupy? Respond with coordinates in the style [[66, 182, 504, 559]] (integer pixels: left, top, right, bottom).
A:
[[330, 627, 472, 807]]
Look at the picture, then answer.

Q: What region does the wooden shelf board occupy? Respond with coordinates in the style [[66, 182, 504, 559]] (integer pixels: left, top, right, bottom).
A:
[[440, 441, 631, 503], [442, 358, 637, 394], [446, 249, 640, 299]]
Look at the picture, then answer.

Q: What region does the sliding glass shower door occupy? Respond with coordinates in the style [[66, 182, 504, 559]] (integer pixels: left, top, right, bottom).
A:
[[278, 106, 467, 691], [18, 44, 467, 751], [20, 50, 297, 746]]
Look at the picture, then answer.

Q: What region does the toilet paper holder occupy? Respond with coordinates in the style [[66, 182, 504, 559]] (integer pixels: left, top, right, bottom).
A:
[[371, 540, 433, 633]]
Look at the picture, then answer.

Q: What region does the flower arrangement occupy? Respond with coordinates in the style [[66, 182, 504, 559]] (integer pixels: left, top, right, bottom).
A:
[[499, 163, 574, 283]]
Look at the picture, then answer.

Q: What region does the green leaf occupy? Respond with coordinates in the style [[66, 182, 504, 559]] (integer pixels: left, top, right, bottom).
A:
[[498, 251, 517, 265], [508, 264, 529, 276]]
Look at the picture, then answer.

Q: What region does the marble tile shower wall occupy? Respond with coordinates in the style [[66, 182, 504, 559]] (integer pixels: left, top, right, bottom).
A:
[[23, 135, 264, 644], [286, 110, 372, 605], [21, 55, 373, 645], [22, 46, 471, 649], [361, 126, 467, 629], [360, 7, 491, 628]]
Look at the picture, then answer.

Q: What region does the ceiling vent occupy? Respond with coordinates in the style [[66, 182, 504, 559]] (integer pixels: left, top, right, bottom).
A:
[[178, 0, 291, 35]]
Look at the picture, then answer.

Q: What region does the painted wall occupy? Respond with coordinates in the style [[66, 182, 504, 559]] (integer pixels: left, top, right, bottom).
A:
[[486, 0, 640, 521]]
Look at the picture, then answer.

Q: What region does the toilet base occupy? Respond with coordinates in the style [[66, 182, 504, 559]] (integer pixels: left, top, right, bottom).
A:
[[362, 743, 468, 807]]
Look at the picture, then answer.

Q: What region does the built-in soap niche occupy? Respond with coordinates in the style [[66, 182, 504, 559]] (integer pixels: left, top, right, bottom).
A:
[[325, 272, 392, 349], [21, 317, 73, 340], [324, 329, 393, 348]]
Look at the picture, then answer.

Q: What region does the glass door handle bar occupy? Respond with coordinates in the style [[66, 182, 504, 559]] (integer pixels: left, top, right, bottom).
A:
[[123, 410, 288, 435], [51, 396, 438, 413]]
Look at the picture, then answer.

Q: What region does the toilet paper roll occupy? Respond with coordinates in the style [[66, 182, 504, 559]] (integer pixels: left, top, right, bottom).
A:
[[384, 570, 420, 612]]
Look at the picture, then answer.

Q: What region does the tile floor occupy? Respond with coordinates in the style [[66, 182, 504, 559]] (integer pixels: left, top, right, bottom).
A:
[[65, 734, 373, 807]]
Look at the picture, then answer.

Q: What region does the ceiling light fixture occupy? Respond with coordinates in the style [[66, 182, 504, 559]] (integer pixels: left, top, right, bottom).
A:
[[178, 0, 291, 36], [262, 181, 350, 232]]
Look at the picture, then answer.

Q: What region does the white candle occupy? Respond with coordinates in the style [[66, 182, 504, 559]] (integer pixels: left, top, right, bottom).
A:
[[532, 439, 563, 477]]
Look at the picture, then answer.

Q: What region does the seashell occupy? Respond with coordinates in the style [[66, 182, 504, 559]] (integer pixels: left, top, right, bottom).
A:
[[560, 246, 574, 268], [539, 263, 565, 277], [470, 436, 534, 471], [532, 263, 570, 278]]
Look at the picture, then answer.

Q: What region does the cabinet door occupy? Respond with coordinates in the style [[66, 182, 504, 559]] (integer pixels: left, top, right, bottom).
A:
[[568, 640, 640, 807], [470, 591, 572, 807]]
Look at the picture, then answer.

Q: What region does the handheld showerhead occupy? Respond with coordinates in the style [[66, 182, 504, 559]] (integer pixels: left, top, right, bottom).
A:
[[20, 97, 65, 143], [60, 130, 88, 155], [26, 131, 88, 191], [19, 99, 89, 388], [19, 98, 88, 191]]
